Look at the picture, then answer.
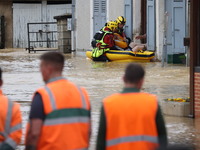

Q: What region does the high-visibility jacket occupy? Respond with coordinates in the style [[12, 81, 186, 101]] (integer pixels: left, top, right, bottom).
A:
[[0, 90, 22, 149], [92, 30, 113, 58], [103, 92, 159, 150], [35, 77, 91, 150]]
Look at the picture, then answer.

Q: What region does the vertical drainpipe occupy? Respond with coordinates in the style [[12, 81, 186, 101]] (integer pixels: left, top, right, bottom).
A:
[[189, 0, 197, 118], [71, 0, 76, 51], [90, 0, 93, 42], [185, 0, 190, 67], [140, 0, 147, 43]]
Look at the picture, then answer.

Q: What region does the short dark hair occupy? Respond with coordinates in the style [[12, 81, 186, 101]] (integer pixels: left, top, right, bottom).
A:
[[0, 67, 2, 80], [40, 52, 65, 71], [124, 63, 145, 84]]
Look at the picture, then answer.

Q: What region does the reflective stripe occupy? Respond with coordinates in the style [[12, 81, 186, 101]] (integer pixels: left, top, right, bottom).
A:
[[0, 132, 7, 138], [9, 123, 22, 133], [44, 116, 90, 126], [4, 137, 17, 149], [44, 86, 57, 110], [4, 100, 13, 137], [45, 77, 66, 110], [47, 76, 66, 84], [77, 87, 87, 109], [107, 135, 158, 147], [0, 132, 3, 136], [45, 84, 88, 111], [0, 99, 18, 149], [72, 148, 88, 150]]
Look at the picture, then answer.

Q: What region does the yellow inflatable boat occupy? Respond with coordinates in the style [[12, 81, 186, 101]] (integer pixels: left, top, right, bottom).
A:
[[86, 50, 155, 62]]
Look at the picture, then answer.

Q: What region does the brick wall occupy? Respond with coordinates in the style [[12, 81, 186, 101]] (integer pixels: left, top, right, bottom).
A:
[[194, 72, 200, 118]]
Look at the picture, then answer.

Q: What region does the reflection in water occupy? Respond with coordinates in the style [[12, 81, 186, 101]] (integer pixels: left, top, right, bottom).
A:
[[0, 49, 196, 149]]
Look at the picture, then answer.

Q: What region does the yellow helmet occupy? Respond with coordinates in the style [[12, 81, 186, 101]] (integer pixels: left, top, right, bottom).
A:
[[116, 16, 126, 24], [106, 21, 117, 31]]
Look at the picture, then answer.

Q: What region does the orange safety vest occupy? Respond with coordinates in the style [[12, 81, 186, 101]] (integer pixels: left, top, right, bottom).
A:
[[35, 77, 90, 150], [103, 92, 159, 150], [0, 90, 22, 149]]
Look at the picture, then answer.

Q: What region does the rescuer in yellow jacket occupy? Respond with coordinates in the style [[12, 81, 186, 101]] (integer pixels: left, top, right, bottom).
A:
[[0, 68, 22, 150], [25, 52, 91, 150], [96, 63, 168, 150]]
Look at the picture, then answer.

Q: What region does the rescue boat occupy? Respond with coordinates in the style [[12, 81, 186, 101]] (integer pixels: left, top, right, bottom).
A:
[[86, 49, 155, 62]]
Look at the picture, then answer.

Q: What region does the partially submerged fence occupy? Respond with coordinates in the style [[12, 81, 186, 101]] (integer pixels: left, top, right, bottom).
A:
[[26, 22, 58, 53]]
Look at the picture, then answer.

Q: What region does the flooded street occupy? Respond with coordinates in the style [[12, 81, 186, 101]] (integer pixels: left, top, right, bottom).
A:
[[0, 49, 199, 149]]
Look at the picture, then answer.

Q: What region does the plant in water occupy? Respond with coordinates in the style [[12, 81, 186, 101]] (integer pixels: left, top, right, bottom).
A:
[[164, 97, 190, 102]]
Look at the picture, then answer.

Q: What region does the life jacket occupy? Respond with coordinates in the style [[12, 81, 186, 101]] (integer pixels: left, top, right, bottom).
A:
[[103, 92, 159, 150], [114, 33, 128, 49], [92, 30, 112, 58], [116, 27, 125, 37], [0, 90, 22, 149], [34, 77, 91, 150], [91, 27, 109, 48]]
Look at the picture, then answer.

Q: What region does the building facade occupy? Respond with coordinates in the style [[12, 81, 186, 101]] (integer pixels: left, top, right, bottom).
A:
[[0, 0, 71, 48], [0, 0, 189, 62], [74, 0, 189, 60]]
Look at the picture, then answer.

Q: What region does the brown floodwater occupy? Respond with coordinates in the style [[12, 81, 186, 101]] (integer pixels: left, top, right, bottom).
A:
[[0, 49, 198, 150]]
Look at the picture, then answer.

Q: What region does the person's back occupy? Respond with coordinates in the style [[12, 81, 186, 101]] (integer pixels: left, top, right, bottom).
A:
[[0, 68, 22, 150], [94, 26, 115, 50], [104, 92, 158, 150], [92, 21, 117, 61], [96, 63, 167, 150], [91, 26, 113, 49], [25, 52, 91, 150]]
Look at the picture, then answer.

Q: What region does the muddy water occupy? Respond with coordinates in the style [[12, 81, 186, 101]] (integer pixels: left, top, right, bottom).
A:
[[0, 49, 198, 149]]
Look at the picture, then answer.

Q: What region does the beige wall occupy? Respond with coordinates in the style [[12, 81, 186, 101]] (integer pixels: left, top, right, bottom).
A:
[[133, 0, 141, 39], [156, 0, 165, 60], [107, 0, 124, 21], [108, 0, 142, 40], [0, 1, 13, 48], [75, 0, 125, 50], [75, 0, 91, 50]]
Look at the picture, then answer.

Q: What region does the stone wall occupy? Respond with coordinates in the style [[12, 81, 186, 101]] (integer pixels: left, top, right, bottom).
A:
[[160, 101, 190, 117], [194, 72, 200, 118], [54, 15, 72, 53]]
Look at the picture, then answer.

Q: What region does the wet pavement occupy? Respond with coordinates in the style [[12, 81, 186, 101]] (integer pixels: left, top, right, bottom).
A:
[[0, 49, 199, 150]]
